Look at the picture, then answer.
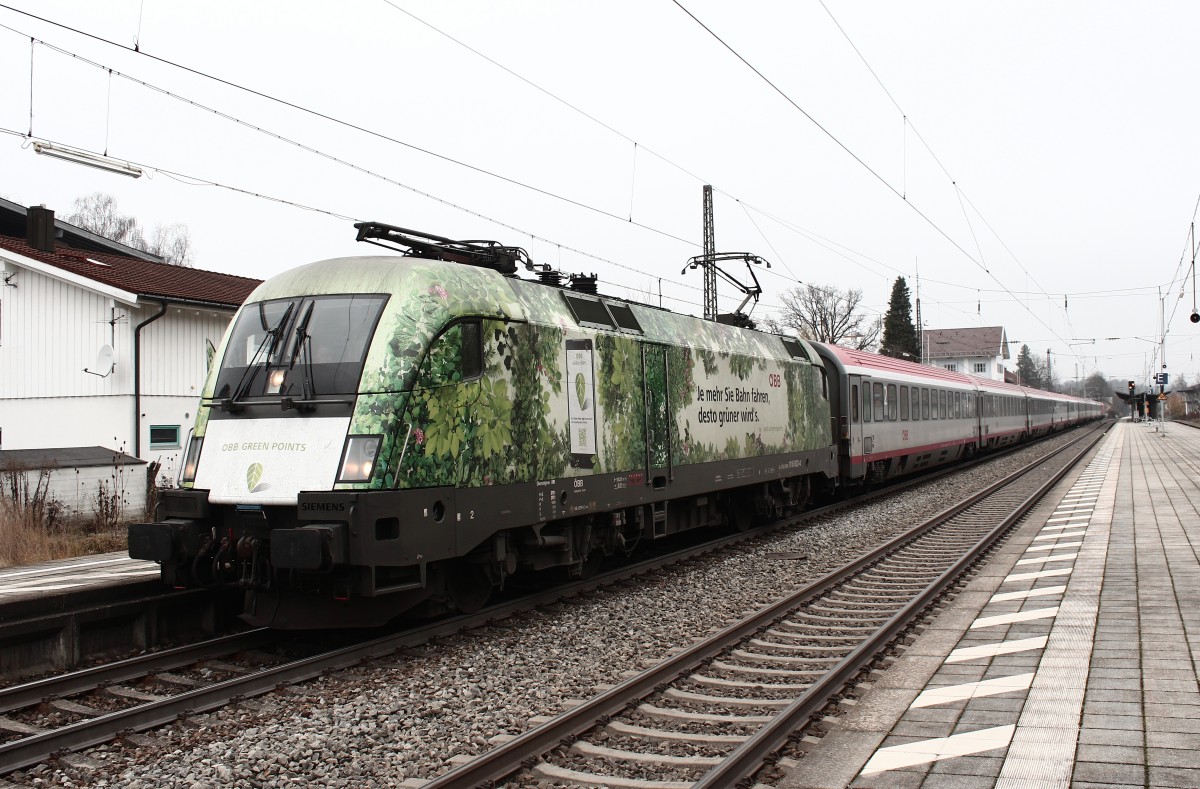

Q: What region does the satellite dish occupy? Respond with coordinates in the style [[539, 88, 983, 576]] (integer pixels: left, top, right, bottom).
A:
[[84, 344, 115, 377]]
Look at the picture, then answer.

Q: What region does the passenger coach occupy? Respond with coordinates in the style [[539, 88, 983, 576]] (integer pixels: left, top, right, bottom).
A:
[[813, 343, 1102, 487], [814, 343, 982, 484]]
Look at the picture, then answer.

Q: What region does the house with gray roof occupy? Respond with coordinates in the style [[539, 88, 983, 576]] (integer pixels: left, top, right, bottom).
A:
[[921, 326, 1010, 381]]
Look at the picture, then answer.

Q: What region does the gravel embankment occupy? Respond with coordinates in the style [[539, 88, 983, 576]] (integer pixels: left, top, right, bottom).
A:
[[11, 434, 1085, 788]]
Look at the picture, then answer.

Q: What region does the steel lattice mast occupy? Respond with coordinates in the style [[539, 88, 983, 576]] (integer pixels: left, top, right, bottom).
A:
[[702, 184, 716, 321]]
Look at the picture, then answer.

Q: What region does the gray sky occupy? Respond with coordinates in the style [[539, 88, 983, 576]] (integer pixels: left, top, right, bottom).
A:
[[3, 1, 1198, 390]]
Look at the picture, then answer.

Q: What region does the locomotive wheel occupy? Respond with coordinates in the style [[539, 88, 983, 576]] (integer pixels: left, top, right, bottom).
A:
[[446, 560, 494, 614]]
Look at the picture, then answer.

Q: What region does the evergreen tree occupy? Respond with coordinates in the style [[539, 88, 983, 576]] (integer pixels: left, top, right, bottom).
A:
[[879, 277, 920, 361], [1015, 344, 1044, 388]]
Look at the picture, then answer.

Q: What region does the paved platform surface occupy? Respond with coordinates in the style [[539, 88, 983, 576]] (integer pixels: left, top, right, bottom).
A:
[[782, 420, 1200, 789], [0, 550, 159, 620]]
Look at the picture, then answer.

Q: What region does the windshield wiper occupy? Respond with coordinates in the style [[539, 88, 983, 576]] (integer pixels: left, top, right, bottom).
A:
[[219, 301, 295, 412], [281, 302, 318, 412]]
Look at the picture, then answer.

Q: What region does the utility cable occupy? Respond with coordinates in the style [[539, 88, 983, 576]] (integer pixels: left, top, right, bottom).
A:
[[670, 1, 1086, 367], [1, 125, 711, 310], [0, 5, 697, 249]]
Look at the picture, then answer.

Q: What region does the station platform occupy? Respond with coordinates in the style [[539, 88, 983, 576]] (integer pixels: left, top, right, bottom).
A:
[[782, 419, 1200, 789], [0, 551, 160, 621]]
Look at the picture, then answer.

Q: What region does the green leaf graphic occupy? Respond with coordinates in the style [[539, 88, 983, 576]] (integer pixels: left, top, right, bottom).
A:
[[576, 372, 586, 409], [246, 463, 263, 492]]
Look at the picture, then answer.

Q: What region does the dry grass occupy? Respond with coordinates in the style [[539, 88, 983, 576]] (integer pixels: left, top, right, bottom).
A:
[[0, 465, 129, 569]]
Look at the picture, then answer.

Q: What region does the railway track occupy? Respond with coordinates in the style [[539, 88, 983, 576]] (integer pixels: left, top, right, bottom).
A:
[[0, 425, 1104, 779], [423, 422, 1108, 788]]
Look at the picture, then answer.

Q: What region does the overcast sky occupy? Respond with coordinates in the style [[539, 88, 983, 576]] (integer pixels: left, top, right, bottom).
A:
[[2, 1, 1198, 390]]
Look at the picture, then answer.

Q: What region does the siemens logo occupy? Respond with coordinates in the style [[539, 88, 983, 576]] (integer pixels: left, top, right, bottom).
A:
[[301, 502, 346, 512]]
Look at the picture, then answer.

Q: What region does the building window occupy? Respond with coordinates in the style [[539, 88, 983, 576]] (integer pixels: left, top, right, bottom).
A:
[[943, 363, 958, 372], [149, 425, 181, 449], [974, 362, 986, 374]]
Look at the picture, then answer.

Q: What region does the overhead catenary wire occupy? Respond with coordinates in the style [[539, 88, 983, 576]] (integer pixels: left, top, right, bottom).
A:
[[4, 1, 1185, 374], [0, 6, 697, 251], [669, 0, 1095, 372], [0, 2, 996, 330], [0, 124, 717, 313]]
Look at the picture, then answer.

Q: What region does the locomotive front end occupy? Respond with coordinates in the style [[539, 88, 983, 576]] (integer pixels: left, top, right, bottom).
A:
[[129, 250, 522, 628]]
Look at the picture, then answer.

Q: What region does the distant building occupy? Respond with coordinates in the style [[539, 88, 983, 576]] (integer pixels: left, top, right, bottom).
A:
[[921, 326, 1010, 381], [1174, 383, 1200, 418], [0, 200, 260, 513]]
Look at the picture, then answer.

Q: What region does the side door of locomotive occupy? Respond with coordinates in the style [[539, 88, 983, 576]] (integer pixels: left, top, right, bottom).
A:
[[642, 344, 671, 490]]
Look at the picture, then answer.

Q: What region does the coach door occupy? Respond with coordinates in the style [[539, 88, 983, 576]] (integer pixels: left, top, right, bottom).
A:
[[643, 345, 671, 490], [847, 374, 867, 479]]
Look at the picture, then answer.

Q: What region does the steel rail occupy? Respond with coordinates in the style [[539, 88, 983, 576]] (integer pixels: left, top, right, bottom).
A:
[[423, 422, 1109, 788], [0, 424, 1101, 777], [0, 629, 277, 714], [694, 422, 1109, 787]]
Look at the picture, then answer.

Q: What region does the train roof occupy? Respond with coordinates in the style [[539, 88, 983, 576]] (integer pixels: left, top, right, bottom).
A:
[[813, 342, 1100, 405], [812, 342, 977, 386]]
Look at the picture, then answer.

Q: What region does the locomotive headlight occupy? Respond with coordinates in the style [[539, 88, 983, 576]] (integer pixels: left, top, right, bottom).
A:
[[266, 366, 286, 394], [181, 435, 204, 484], [338, 435, 382, 483]]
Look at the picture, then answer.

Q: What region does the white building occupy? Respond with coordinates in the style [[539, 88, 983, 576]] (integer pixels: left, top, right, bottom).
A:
[[0, 201, 260, 509], [921, 326, 1011, 381]]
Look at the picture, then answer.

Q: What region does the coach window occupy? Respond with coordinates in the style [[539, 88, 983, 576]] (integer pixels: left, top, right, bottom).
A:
[[939, 390, 947, 419], [851, 384, 860, 422], [887, 384, 898, 420], [911, 387, 920, 420], [899, 386, 910, 421], [872, 382, 885, 422], [955, 392, 962, 419], [921, 388, 930, 419], [862, 383, 871, 422]]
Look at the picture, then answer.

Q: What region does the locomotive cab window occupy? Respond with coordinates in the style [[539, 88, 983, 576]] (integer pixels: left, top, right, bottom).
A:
[[460, 320, 483, 379], [416, 321, 483, 388], [214, 294, 387, 400]]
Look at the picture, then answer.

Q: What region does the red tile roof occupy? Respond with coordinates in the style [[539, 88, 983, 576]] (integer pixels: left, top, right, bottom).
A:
[[0, 235, 260, 308]]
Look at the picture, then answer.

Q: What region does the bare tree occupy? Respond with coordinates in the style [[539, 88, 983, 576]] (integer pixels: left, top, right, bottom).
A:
[[769, 283, 880, 350], [66, 193, 145, 249], [148, 223, 194, 267], [65, 193, 194, 266]]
